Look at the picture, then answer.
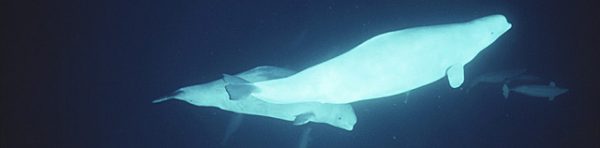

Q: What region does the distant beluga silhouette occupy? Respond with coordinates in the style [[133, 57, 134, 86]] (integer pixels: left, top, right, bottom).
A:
[[502, 82, 568, 101], [225, 14, 512, 104]]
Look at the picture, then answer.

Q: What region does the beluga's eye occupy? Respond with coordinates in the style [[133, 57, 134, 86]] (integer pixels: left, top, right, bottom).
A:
[[337, 117, 342, 120]]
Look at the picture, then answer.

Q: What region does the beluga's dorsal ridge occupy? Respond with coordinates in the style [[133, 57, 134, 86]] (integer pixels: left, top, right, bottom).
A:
[[225, 14, 512, 104]]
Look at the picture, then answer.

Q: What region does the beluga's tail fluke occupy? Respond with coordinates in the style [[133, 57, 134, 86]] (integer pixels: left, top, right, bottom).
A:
[[223, 74, 257, 100]]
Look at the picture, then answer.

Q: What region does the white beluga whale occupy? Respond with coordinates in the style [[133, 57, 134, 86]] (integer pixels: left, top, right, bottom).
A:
[[225, 14, 512, 104], [502, 82, 568, 101], [153, 66, 357, 131]]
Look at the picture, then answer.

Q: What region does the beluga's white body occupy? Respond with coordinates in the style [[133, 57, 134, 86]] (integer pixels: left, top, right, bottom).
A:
[[225, 14, 512, 104], [155, 66, 357, 131]]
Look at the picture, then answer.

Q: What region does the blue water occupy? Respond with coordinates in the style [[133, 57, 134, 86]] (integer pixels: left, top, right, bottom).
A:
[[2, 0, 598, 148]]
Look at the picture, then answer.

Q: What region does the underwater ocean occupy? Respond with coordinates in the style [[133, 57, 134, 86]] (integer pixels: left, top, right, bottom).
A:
[[2, 0, 598, 148]]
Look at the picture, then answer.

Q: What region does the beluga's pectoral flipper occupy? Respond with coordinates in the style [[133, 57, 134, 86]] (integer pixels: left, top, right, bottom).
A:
[[293, 112, 315, 125], [447, 64, 465, 88], [222, 74, 257, 100]]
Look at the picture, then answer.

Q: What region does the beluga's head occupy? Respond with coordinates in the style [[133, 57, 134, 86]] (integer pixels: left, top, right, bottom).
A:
[[153, 81, 226, 107], [468, 14, 512, 52]]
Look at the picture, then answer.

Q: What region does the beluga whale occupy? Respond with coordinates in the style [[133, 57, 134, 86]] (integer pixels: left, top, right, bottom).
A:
[[502, 82, 569, 101], [225, 14, 512, 104], [153, 66, 357, 131]]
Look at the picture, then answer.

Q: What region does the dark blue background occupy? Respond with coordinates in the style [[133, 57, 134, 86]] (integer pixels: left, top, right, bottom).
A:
[[2, 0, 598, 147]]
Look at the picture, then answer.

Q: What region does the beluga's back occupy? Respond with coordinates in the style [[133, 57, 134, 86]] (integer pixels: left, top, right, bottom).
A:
[[225, 14, 512, 104]]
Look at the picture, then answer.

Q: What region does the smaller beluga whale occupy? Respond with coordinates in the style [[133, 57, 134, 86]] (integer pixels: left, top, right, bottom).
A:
[[502, 82, 569, 101], [224, 14, 512, 104], [153, 66, 357, 131]]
